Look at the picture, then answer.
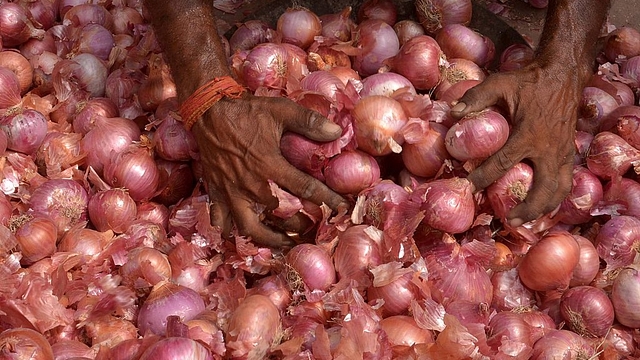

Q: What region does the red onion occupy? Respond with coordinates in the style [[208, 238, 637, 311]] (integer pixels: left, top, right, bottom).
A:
[[360, 72, 416, 98], [88, 188, 137, 233], [416, 177, 475, 234], [357, 0, 397, 26], [486, 162, 534, 220], [300, 70, 345, 102], [333, 225, 383, 288], [329, 66, 361, 86], [435, 24, 495, 67], [153, 159, 195, 206], [0, 328, 54, 360], [53, 53, 108, 98], [611, 264, 640, 328], [62, 4, 113, 30], [58, 226, 106, 257], [242, 42, 289, 91], [573, 130, 593, 165], [576, 86, 619, 134], [559, 285, 614, 337], [136, 201, 170, 229], [362, 179, 410, 227], [277, 7, 322, 49], [138, 54, 176, 112], [285, 243, 336, 292], [71, 23, 114, 61], [81, 117, 141, 174], [226, 295, 281, 359], [415, 0, 472, 34], [586, 131, 640, 180], [437, 78, 480, 104], [604, 26, 640, 62], [352, 19, 400, 77], [280, 132, 326, 181], [435, 58, 485, 98], [615, 105, 640, 148], [20, 32, 56, 59], [282, 43, 309, 82], [490, 268, 535, 311], [105, 68, 144, 112], [621, 55, 640, 88], [401, 119, 450, 178], [29, 178, 89, 236], [247, 274, 292, 312], [0, 3, 45, 47], [35, 130, 84, 176], [15, 216, 58, 265], [570, 235, 600, 287], [110, 5, 145, 36], [368, 266, 426, 316], [602, 177, 640, 218], [0, 67, 22, 109], [323, 149, 380, 195], [531, 329, 595, 360], [499, 43, 535, 72], [137, 282, 205, 336], [153, 116, 197, 162], [555, 166, 603, 224], [319, 7, 355, 42], [121, 247, 172, 288], [603, 324, 637, 357], [104, 144, 162, 202], [380, 315, 434, 348], [72, 97, 119, 135], [588, 75, 635, 109], [383, 35, 445, 90], [518, 231, 580, 291], [352, 95, 408, 156], [486, 312, 534, 358], [445, 108, 509, 161], [139, 337, 212, 360], [0, 108, 48, 155], [229, 20, 274, 53], [520, 310, 556, 343], [0, 50, 33, 95], [595, 215, 640, 271], [393, 20, 426, 46]]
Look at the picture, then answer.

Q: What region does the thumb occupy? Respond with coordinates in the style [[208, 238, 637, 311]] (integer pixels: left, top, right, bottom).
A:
[[278, 100, 342, 142], [450, 78, 505, 119]]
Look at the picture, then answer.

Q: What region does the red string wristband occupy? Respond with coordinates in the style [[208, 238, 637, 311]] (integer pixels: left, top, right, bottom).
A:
[[179, 76, 246, 130]]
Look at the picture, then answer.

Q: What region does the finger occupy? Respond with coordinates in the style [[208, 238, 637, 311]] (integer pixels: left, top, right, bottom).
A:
[[273, 98, 342, 142], [467, 135, 527, 192], [507, 160, 574, 226], [450, 78, 505, 119], [230, 197, 296, 249], [208, 187, 232, 237]]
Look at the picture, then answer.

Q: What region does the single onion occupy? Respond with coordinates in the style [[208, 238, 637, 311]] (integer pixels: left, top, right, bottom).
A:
[[0, 67, 22, 109], [0, 50, 33, 94], [520, 310, 556, 343], [615, 105, 640, 148], [229, 20, 274, 53], [138, 337, 212, 360], [559, 285, 614, 337], [352, 19, 400, 77], [435, 24, 495, 67], [0, 328, 54, 360], [0, 108, 48, 155], [435, 57, 485, 98], [72, 97, 119, 134], [88, 188, 137, 233], [20, 33, 56, 60], [329, 66, 361, 86], [531, 329, 595, 360], [588, 75, 635, 109], [285, 243, 336, 292], [153, 159, 196, 206], [137, 54, 176, 112], [0, 3, 45, 47], [445, 108, 509, 161], [29, 178, 89, 236], [417, 177, 475, 234], [137, 281, 205, 336], [401, 119, 450, 178], [352, 95, 408, 156], [486, 162, 534, 220], [436, 78, 480, 104], [603, 324, 636, 357], [247, 274, 292, 312], [300, 70, 345, 102], [595, 215, 640, 271], [153, 116, 198, 161], [81, 116, 141, 174], [53, 53, 108, 98], [367, 268, 425, 316], [280, 132, 326, 181], [486, 312, 534, 358], [586, 131, 640, 180], [333, 225, 383, 288], [570, 235, 600, 287], [393, 20, 426, 46], [136, 201, 170, 229], [277, 7, 322, 49], [323, 150, 380, 195], [103, 144, 161, 202], [415, 0, 472, 34], [58, 226, 106, 257], [383, 35, 445, 90], [319, 7, 355, 42], [282, 43, 309, 82], [555, 166, 603, 224], [226, 295, 281, 359], [360, 72, 416, 98], [242, 42, 289, 91], [15, 216, 58, 265], [357, 0, 397, 26], [380, 315, 434, 348], [71, 23, 114, 61], [499, 43, 535, 72], [573, 130, 593, 165], [621, 55, 640, 87], [110, 5, 145, 36], [604, 26, 640, 62], [602, 177, 640, 218], [611, 264, 640, 328], [576, 86, 619, 134], [62, 3, 113, 30], [490, 268, 535, 311], [120, 247, 172, 288], [518, 231, 580, 291]]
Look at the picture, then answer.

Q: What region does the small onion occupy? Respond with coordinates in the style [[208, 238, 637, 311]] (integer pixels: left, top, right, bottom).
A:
[[415, 0, 472, 34], [81, 117, 141, 174], [319, 7, 355, 42], [576, 86, 619, 134], [611, 265, 640, 328], [333, 225, 383, 287], [58, 226, 106, 257], [0, 328, 54, 360], [103, 144, 161, 202], [0, 3, 45, 47], [0, 66, 23, 109], [383, 35, 445, 90], [88, 188, 137, 233], [518, 231, 580, 291], [0, 50, 33, 94], [621, 55, 640, 87], [229, 20, 273, 53], [153, 116, 198, 161], [555, 166, 603, 224], [352, 95, 408, 156], [602, 177, 640, 218], [153, 159, 196, 206], [139, 337, 212, 360], [120, 247, 172, 288], [0, 108, 48, 155], [401, 120, 450, 178], [352, 19, 400, 77], [324, 150, 380, 195], [615, 105, 640, 148], [417, 177, 475, 234], [280, 132, 326, 181], [15, 216, 58, 265], [137, 282, 205, 336], [595, 215, 640, 271], [29, 178, 89, 236], [604, 26, 640, 62], [586, 131, 640, 180], [486, 162, 534, 220], [72, 23, 114, 61], [435, 24, 495, 67], [357, 0, 397, 26], [490, 268, 535, 311], [242, 42, 289, 92], [435, 57, 485, 98], [360, 72, 416, 98], [110, 5, 144, 36], [367, 269, 424, 316], [277, 7, 322, 49], [445, 109, 509, 161], [285, 243, 336, 292], [559, 285, 614, 337], [393, 20, 426, 46], [247, 274, 292, 312], [226, 295, 281, 359], [486, 312, 534, 357], [499, 43, 535, 72]]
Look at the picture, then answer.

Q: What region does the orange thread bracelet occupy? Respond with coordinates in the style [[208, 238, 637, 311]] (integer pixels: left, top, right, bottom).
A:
[[179, 76, 246, 130]]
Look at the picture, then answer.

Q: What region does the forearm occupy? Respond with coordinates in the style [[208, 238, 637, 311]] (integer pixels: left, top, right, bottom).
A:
[[536, 0, 611, 80], [143, 0, 231, 102]]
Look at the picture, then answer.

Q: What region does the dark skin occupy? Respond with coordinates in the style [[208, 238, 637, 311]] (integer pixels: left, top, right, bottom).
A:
[[144, 0, 609, 247]]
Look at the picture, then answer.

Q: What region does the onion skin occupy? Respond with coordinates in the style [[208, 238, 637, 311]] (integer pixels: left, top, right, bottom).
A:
[[333, 225, 383, 288], [394, 20, 426, 46], [0, 328, 55, 360], [611, 265, 640, 328], [595, 215, 640, 271], [585, 131, 640, 180], [277, 7, 322, 49], [241, 42, 289, 91], [383, 35, 444, 90], [285, 243, 336, 292], [401, 120, 450, 178], [435, 24, 495, 67], [226, 294, 281, 360], [486, 312, 534, 358], [555, 166, 602, 225], [486, 162, 534, 220], [0, 108, 49, 155], [604, 26, 640, 62], [559, 285, 615, 338], [137, 282, 206, 336], [518, 232, 580, 291], [29, 178, 89, 237], [15, 216, 59, 265]]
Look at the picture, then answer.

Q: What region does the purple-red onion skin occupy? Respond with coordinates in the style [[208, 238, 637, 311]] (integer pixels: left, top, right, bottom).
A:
[[384, 35, 444, 90], [435, 24, 495, 67], [229, 20, 273, 53], [137, 282, 205, 336], [16, 216, 58, 265], [559, 285, 614, 338], [418, 177, 475, 234], [380, 315, 434, 347], [226, 294, 281, 359], [323, 150, 380, 195], [277, 7, 322, 50], [401, 121, 450, 178], [357, 0, 398, 26], [334, 225, 383, 287], [445, 109, 509, 161], [88, 188, 137, 233], [29, 178, 90, 237], [603, 177, 640, 218], [353, 19, 400, 77], [138, 337, 213, 360], [285, 243, 336, 292], [604, 26, 640, 62], [360, 72, 416, 98], [595, 215, 640, 271], [486, 162, 533, 220], [0, 328, 55, 360], [393, 20, 426, 46], [615, 105, 640, 148], [556, 166, 603, 225], [531, 329, 595, 360], [611, 265, 640, 328], [242, 42, 289, 91], [518, 232, 580, 292], [0, 108, 48, 155], [586, 131, 640, 180]]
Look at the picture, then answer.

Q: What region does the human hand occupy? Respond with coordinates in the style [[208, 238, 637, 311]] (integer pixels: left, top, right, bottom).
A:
[[191, 94, 348, 249], [450, 63, 584, 226]]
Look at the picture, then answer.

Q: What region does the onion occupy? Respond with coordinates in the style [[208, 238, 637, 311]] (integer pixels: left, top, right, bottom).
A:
[[104, 144, 162, 202], [0, 50, 33, 94], [576, 86, 619, 134], [499, 43, 535, 72], [416, 177, 475, 234], [445, 109, 509, 161], [72, 97, 119, 135], [0, 3, 45, 47], [137, 55, 176, 112], [603, 324, 636, 357], [555, 166, 603, 224], [352, 19, 400, 77], [357, 0, 397, 26], [35, 131, 84, 176], [436, 78, 481, 104], [247, 274, 292, 312], [282, 43, 309, 82], [367, 267, 425, 316], [435, 58, 485, 98], [415, 0, 472, 34], [81, 117, 141, 174], [531, 329, 595, 360], [329, 66, 361, 86], [71, 23, 114, 61], [29, 178, 89, 236], [602, 177, 640, 218], [226, 294, 281, 359], [110, 5, 144, 36], [360, 72, 416, 98], [229, 20, 274, 53], [58, 226, 106, 257], [490, 268, 535, 311], [88, 188, 137, 233], [380, 315, 434, 347], [20, 33, 56, 60], [333, 225, 383, 287], [242, 42, 289, 91], [520, 310, 556, 343], [486, 312, 534, 358], [299, 70, 345, 102], [0, 67, 22, 109], [352, 95, 408, 156], [518, 231, 580, 291], [120, 247, 172, 288], [0, 108, 48, 155], [285, 243, 336, 292], [277, 7, 322, 49], [393, 20, 426, 46], [615, 105, 640, 148], [0, 328, 54, 360], [153, 159, 195, 206], [137, 281, 205, 336], [401, 119, 450, 178], [588, 75, 636, 109], [435, 24, 495, 67], [153, 116, 197, 161], [604, 26, 640, 62], [611, 264, 640, 328], [323, 149, 380, 195], [570, 235, 600, 287], [585, 131, 640, 180], [62, 4, 113, 30], [54, 53, 108, 98], [280, 132, 326, 181], [15, 216, 58, 265], [559, 285, 614, 337], [383, 35, 445, 90], [136, 201, 170, 229], [573, 130, 593, 165], [486, 162, 534, 220], [595, 215, 640, 271], [139, 337, 212, 360], [319, 7, 355, 42], [621, 55, 640, 88]]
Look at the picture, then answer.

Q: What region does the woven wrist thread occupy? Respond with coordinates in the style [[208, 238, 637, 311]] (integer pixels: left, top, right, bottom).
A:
[[179, 76, 246, 130]]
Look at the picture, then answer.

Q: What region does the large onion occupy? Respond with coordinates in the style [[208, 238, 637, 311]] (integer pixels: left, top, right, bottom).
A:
[[518, 231, 580, 291]]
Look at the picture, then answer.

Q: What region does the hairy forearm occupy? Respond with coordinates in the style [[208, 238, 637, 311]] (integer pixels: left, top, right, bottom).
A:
[[536, 0, 611, 80], [143, 0, 231, 101]]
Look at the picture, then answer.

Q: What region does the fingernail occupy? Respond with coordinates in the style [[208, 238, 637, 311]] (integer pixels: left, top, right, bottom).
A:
[[451, 102, 466, 112], [322, 121, 341, 136], [508, 217, 524, 227]]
